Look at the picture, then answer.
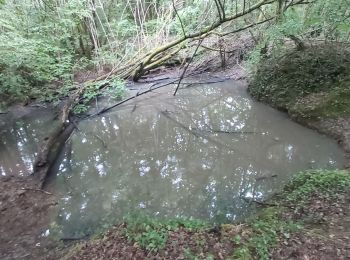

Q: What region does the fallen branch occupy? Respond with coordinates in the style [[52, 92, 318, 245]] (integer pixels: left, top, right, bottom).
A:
[[86, 70, 201, 118], [160, 111, 227, 149], [197, 129, 260, 134], [32, 87, 84, 188], [87, 79, 181, 118], [182, 78, 229, 87], [91, 0, 277, 82], [21, 188, 53, 195], [174, 39, 204, 96]]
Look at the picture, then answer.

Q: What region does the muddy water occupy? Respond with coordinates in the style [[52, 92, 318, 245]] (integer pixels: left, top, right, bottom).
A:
[[39, 80, 343, 237]]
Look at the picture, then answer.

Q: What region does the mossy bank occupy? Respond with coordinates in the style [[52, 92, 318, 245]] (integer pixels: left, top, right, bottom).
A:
[[248, 44, 350, 167]]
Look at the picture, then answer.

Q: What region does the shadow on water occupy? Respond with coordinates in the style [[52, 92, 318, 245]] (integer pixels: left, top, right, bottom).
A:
[[0, 80, 345, 238]]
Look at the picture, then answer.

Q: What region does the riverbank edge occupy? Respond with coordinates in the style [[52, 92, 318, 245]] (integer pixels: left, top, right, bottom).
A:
[[247, 44, 350, 169], [63, 169, 350, 259]]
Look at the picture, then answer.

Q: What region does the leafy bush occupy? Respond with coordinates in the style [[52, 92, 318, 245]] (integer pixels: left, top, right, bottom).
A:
[[0, 32, 73, 103]]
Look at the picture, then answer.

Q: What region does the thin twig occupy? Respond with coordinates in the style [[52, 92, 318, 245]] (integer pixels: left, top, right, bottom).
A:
[[21, 188, 53, 195], [173, 38, 204, 96], [172, 0, 186, 37], [86, 78, 180, 118]]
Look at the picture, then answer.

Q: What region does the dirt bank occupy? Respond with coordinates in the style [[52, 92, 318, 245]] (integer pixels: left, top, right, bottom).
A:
[[0, 176, 63, 260]]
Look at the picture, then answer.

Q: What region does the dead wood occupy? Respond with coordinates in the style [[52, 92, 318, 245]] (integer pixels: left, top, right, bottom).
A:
[[174, 39, 203, 96], [195, 128, 259, 134], [87, 78, 181, 118], [89, 0, 277, 83], [20, 188, 53, 195], [32, 87, 84, 188]]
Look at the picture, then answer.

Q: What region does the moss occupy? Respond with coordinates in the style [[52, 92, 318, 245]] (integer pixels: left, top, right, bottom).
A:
[[290, 86, 350, 119], [248, 44, 350, 119]]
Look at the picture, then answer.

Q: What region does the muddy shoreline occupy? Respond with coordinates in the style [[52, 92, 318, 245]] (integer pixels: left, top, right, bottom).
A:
[[0, 176, 60, 260]]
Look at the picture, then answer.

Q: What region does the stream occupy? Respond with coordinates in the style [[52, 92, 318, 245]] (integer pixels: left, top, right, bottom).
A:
[[0, 80, 345, 238]]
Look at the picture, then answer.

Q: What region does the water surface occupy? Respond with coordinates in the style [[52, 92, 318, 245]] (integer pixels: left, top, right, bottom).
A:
[[0, 108, 57, 176], [45, 80, 344, 237]]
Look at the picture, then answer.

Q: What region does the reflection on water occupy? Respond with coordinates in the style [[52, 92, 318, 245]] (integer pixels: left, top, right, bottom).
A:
[[45, 80, 344, 237], [0, 109, 57, 176]]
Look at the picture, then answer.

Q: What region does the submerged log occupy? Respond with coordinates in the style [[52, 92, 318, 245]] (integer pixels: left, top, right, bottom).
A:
[[32, 100, 76, 188]]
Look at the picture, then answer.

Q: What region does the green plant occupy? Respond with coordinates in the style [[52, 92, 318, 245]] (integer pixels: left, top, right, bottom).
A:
[[124, 213, 208, 252], [283, 170, 350, 203], [233, 207, 300, 260], [107, 78, 126, 100], [73, 103, 89, 114], [184, 248, 199, 260], [72, 78, 125, 114], [231, 246, 252, 260], [0, 31, 74, 103]]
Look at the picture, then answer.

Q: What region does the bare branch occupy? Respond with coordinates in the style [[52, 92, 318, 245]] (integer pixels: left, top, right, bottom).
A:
[[173, 38, 204, 96], [172, 0, 186, 37]]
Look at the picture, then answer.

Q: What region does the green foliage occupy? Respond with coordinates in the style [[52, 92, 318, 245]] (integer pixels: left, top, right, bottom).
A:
[[107, 78, 126, 100], [124, 213, 208, 252], [232, 246, 252, 260], [233, 207, 301, 260], [231, 169, 349, 259], [283, 170, 350, 203], [305, 0, 350, 40], [72, 78, 125, 114], [247, 0, 350, 70], [171, 3, 212, 35], [183, 248, 199, 260], [0, 31, 73, 103]]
